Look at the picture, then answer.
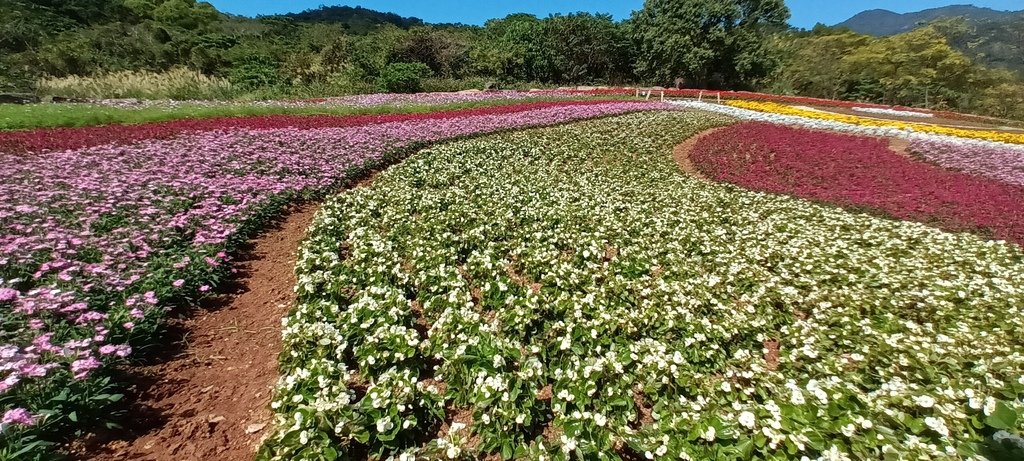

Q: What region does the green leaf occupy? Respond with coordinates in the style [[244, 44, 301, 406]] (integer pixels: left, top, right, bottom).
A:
[[985, 401, 1019, 430]]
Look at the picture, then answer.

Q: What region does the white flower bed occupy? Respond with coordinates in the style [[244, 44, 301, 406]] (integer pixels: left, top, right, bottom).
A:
[[261, 112, 1024, 460], [852, 107, 934, 118]]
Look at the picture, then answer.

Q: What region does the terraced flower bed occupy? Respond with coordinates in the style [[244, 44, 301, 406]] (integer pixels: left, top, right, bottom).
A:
[[689, 122, 1024, 246], [263, 112, 1024, 460], [0, 101, 662, 456]]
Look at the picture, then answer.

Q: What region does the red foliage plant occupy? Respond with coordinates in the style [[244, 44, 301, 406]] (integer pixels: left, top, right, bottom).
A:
[[689, 122, 1024, 246]]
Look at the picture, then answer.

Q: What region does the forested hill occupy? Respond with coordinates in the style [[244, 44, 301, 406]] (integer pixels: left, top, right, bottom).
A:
[[836, 5, 1019, 36], [281, 5, 424, 33]]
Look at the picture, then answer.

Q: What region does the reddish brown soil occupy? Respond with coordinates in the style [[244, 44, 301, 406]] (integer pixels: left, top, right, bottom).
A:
[[672, 126, 730, 179], [69, 204, 319, 461]]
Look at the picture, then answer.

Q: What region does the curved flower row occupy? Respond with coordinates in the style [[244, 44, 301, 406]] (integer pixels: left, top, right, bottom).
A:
[[93, 90, 551, 110], [264, 112, 1024, 460], [0, 101, 664, 455], [552, 87, 1013, 124], [850, 106, 933, 118], [908, 139, 1024, 188], [0, 100, 621, 154], [689, 122, 1024, 246], [671, 100, 1024, 151], [669, 100, 1024, 187], [726, 100, 1024, 145]]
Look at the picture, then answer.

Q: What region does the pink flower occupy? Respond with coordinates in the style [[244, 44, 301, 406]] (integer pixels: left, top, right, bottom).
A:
[[123, 322, 135, 330], [0, 288, 18, 302], [172, 279, 185, 288], [28, 319, 45, 330], [199, 285, 210, 293], [2, 408, 36, 426], [70, 356, 102, 380], [98, 344, 132, 358], [0, 375, 20, 393], [129, 308, 145, 319]]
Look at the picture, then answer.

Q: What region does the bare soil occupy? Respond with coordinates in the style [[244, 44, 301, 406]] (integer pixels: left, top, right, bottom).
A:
[[68, 204, 320, 461], [672, 126, 730, 179]]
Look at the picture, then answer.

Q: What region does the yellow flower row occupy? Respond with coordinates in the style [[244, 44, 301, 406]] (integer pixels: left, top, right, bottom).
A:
[[726, 100, 1024, 145]]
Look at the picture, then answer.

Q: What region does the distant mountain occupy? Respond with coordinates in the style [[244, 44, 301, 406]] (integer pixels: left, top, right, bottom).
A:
[[281, 5, 423, 33], [836, 5, 1019, 36]]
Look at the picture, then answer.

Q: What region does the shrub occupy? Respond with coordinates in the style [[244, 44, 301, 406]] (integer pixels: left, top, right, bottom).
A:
[[36, 67, 234, 100], [228, 55, 284, 91], [379, 62, 432, 94]]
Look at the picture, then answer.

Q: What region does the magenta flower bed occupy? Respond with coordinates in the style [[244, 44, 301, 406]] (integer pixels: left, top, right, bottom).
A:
[[0, 101, 665, 453], [690, 122, 1024, 245], [909, 139, 1024, 187]]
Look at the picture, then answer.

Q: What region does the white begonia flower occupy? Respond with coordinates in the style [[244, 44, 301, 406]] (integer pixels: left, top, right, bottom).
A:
[[594, 413, 608, 427], [984, 397, 997, 416], [925, 416, 950, 437], [376, 417, 394, 433], [702, 426, 717, 441], [738, 411, 756, 429], [915, 395, 936, 409], [560, 435, 578, 453], [446, 445, 461, 459]]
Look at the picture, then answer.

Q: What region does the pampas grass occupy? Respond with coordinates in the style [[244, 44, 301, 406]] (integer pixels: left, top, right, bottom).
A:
[[37, 68, 235, 100]]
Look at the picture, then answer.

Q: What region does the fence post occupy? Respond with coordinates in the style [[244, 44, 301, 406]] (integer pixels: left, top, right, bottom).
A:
[[635, 88, 640, 98], [717, 93, 721, 104], [660, 90, 665, 102], [698, 90, 703, 102]]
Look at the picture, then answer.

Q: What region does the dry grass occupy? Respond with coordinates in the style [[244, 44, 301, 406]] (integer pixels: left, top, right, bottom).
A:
[[37, 68, 235, 100]]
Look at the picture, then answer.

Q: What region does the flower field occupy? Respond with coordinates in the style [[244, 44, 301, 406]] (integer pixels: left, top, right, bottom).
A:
[[850, 107, 933, 118], [262, 112, 1024, 460], [0, 100, 661, 456], [0, 100, 622, 154], [908, 139, 1024, 187], [724, 101, 1024, 145], [689, 122, 1024, 245]]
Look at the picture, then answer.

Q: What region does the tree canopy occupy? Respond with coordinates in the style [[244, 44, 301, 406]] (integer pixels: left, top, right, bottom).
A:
[[631, 0, 790, 88]]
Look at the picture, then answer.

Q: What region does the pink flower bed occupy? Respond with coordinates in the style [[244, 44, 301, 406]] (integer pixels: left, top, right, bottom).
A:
[[690, 122, 1024, 245], [909, 139, 1024, 187], [0, 100, 618, 154], [0, 100, 665, 446]]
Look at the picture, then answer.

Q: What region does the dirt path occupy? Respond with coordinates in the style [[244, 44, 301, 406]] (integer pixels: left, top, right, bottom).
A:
[[70, 204, 320, 461], [672, 126, 730, 179]]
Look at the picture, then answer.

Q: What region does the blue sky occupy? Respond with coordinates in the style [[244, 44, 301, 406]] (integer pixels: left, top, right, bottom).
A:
[[206, 1, 1024, 29]]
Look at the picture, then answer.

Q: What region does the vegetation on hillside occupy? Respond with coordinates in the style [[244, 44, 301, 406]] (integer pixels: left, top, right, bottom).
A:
[[1, 0, 1023, 119]]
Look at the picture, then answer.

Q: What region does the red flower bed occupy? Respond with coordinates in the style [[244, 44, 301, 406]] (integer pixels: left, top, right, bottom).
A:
[[690, 122, 1024, 245], [0, 100, 618, 154]]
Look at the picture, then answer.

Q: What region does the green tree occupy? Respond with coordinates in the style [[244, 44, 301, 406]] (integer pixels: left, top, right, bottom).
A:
[[394, 26, 470, 78], [471, 14, 550, 82], [631, 0, 790, 88], [543, 13, 633, 84], [379, 62, 431, 93], [842, 26, 979, 106], [771, 30, 871, 99]]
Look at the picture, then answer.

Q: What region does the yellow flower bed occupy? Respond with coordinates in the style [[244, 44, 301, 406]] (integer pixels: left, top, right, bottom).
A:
[[726, 100, 1024, 145]]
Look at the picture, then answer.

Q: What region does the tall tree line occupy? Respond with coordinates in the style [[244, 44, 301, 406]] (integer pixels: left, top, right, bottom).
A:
[[1, 0, 1022, 119]]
